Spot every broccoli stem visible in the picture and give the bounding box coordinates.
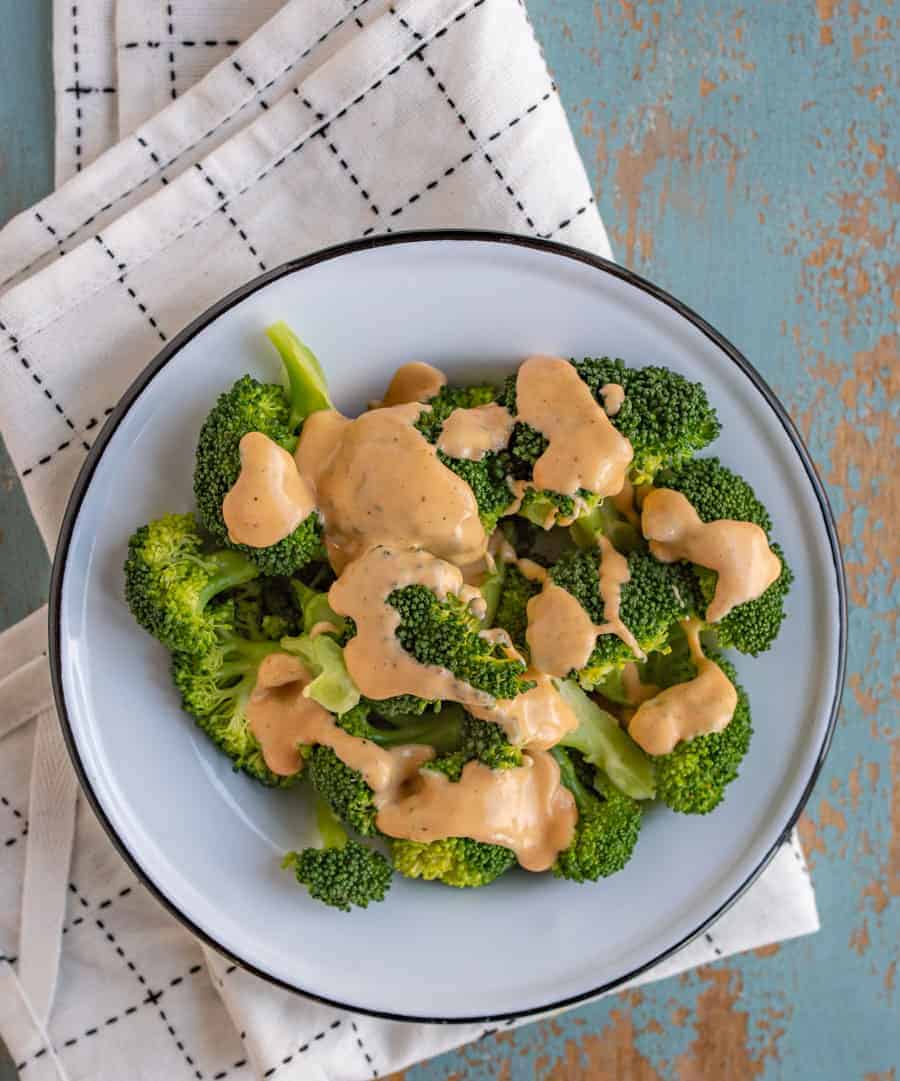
[265,321,333,431]
[569,501,641,554]
[478,560,506,627]
[195,550,261,609]
[557,679,656,800]
[315,796,349,851]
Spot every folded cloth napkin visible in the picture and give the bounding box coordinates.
[0,2,819,1079]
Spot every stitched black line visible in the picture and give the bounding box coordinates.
[704,931,723,957]
[232,57,267,112]
[0,0,376,288]
[3,825,28,848]
[68,878,205,1080]
[0,954,18,965]
[296,97,381,219]
[260,1019,342,1079]
[15,959,208,1070]
[350,1020,378,1079]
[194,163,267,271]
[1,795,25,821]
[64,84,116,95]
[94,235,168,342]
[401,11,543,233]
[122,39,240,49]
[62,884,132,932]
[72,4,82,171]
[382,86,554,221]
[0,317,88,445]
[3,0,484,320]
[21,406,113,476]
[540,200,593,238]
[168,3,177,100]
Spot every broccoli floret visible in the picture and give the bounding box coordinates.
[124,512,259,654]
[391,836,516,888]
[307,706,467,835]
[552,746,642,882]
[654,654,753,814]
[658,456,771,532]
[573,357,720,483]
[170,609,289,786]
[657,458,793,654]
[437,450,517,533]
[388,584,534,701]
[193,323,330,576]
[493,564,540,649]
[231,577,303,642]
[427,714,523,775]
[283,798,392,911]
[413,383,499,443]
[549,548,688,686]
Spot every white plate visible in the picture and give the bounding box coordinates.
[50,232,845,1022]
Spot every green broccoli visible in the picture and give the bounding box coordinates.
[193,323,331,576]
[548,547,689,686]
[572,357,720,483]
[170,606,289,786]
[437,449,518,534]
[413,383,499,443]
[555,679,656,800]
[283,798,392,911]
[552,746,643,882]
[500,359,719,489]
[657,457,793,654]
[230,577,303,642]
[423,713,524,780]
[493,563,540,650]
[387,584,534,701]
[653,652,752,814]
[124,512,259,654]
[307,706,467,835]
[391,836,516,888]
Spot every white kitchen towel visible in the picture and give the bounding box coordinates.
[0,1,819,1079]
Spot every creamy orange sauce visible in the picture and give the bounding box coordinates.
[470,671,579,750]
[298,403,486,572]
[515,356,633,497]
[328,546,495,708]
[525,536,643,676]
[620,662,659,705]
[628,621,738,756]
[379,362,447,407]
[611,476,641,529]
[526,582,599,676]
[376,751,577,872]
[247,652,434,784]
[641,488,782,622]
[437,403,515,461]
[599,382,625,417]
[222,432,315,547]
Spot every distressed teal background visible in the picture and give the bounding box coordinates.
[0,2,896,1079]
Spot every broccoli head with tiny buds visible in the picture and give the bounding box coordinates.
[656,457,793,654]
[391,836,516,888]
[193,324,330,576]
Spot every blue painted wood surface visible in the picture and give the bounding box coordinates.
[0,2,895,1079]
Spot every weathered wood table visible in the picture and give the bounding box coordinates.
[1,2,895,1078]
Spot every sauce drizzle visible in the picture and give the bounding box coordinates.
[627,621,738,755]
[515,356,633,497]
[223,432,315,548]
[380,362,447,407]
[641,488,782,621]
[437,403,515,461]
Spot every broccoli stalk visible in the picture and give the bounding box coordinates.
[283,797,392,911]
[193,322,331,576]
[552,746,643,882]
[492,563,540,650]
[556,680,656,800]
[124,512,259,654]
